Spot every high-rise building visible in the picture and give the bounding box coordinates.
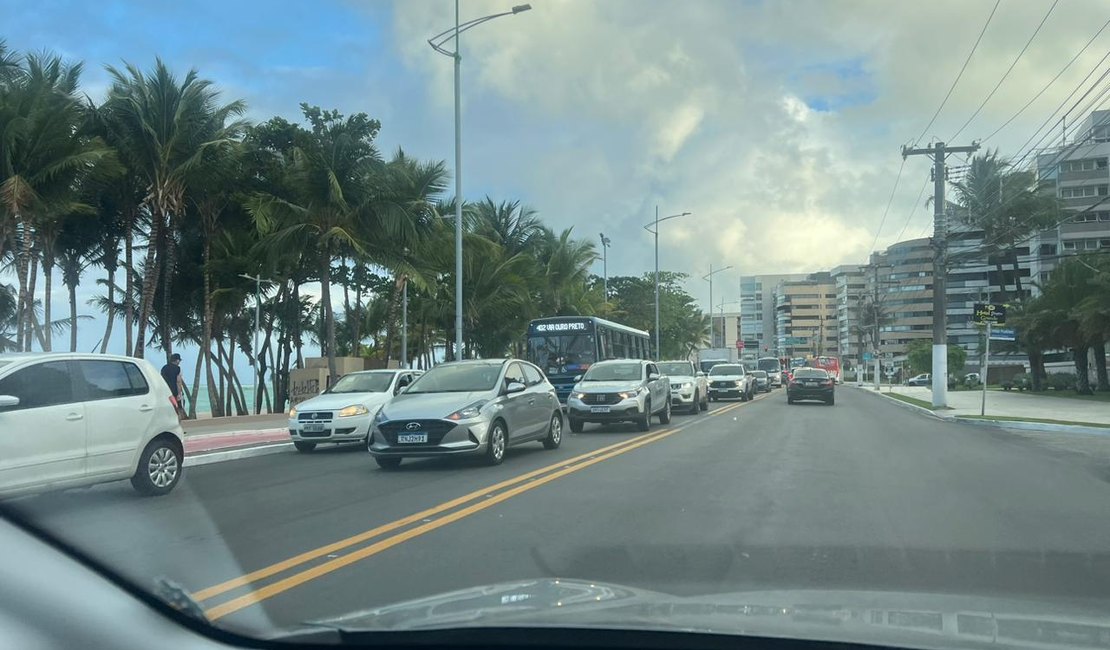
[773,272,838,358]
[831,265,866,368]
[739,273,807,355]
[869,238,934,358]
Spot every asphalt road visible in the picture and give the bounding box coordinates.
[10,387,1110,635]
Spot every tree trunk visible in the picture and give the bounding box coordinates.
[133,208,165,359]
[1011,258,1024,300]
[320,248,338,385]
[382,277,403,365]
[220,341,247,416]
[68,278,78,352]
[201,236,223,417]
[353,282,362,358]
[292,282,304,370]
[42,249,53,352]
[25,253,39,351]
[187,346,203,419]
[1074,345,1093,395]
[993,261,1007,303]
[14,218,32,351]
[1094,340,1109,392]
[100,261,116,353]
[1029,349,1046,391]
[160,219,178,357]
[124,213,135,356]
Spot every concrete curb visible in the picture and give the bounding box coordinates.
[185,442,293,468]
[952,417,1110,436]
[848,386,949,421]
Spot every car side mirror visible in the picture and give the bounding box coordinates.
[0,395,18,409]
[505,381,526,395]
[573,374,583,382]
[696,371,705,378]
[648,372,661,381]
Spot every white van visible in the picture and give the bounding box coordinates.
[0,353,185,498]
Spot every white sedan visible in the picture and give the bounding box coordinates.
[288,369,421,452]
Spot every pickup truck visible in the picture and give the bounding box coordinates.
[566,359,671,432]
[706,363,757,402]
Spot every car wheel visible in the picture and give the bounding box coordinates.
[568,417,584,433]
[827,395,835,406]
[293,441,316,453]
[130,436,183,496]
[485,420,507,465]
[542,412,563,449]
[787,397,795,405]
[740,389,749,402]
[636,401,651,431]
[700,393,709,411]
[658,398,672,424]
[375,457,402,470]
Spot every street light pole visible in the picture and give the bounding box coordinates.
[703,264,733,348]
[643,206,691,358]
[599,233,611,299]
[429,2,532,362]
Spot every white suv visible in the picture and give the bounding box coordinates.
[0,353,185,498]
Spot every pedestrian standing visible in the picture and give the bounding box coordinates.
[161,353,186,420]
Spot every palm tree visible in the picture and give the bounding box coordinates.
[0,51,113,351]
[470,198,544,256]
[248,105,382,384]
[97,58,246,358]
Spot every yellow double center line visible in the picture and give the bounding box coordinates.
[197,399,751,620]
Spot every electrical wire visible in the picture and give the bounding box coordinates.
[949,0,1060,142]
[914,0,1002,145]
[871,157,907,253]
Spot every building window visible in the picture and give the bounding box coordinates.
[1063,241,1077,250]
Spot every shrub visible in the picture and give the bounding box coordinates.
[1010,372,1031,391]
[1047,373,1078,391]
[1000,380,1014,391]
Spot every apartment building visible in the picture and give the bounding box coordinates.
[773,272,839,358]
[739,273,806,355]
[831,265,866,368]
[869,239,934,358]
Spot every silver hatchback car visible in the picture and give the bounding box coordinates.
[367,359,563,469]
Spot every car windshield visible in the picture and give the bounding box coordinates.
[8,2,1110,647]
[327,372,394,394]
[405,364,502,394]
[582,363,642,382]
[709,365,743,376]
[656,362,694,376]
[793,368,829,379]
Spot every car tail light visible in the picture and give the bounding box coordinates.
[823,380,834,387]
[789,381,801,388]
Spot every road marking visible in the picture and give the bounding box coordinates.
[197,397,760,618]
[191,427,673,602]
[202,425,684,620]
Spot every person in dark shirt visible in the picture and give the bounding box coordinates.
[161,354,185,419]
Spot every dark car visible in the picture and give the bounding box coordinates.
[787,367,835,405]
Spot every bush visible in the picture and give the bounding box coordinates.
[1000,380,1014,391]
[1047,373,1078,391]
[1010,372,1031,391]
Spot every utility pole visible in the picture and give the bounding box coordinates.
[599,233,611,299]
[903,140,979,408]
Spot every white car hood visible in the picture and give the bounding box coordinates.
[574,380,644,393]
[296,392,392,412]
[709,375,745,381]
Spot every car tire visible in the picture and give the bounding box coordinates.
[690,391,700,413]
[375,457,402,470]
[542,412,563,450]
[740,389,749,402]
[700,392,708,411]
[636,402,651,432]
[827,395,835,406]
[568,417,584,433]
[658,398,671,424]
[293,441,317,453]
[130,436,183,496]
[787,397,795,405]
[485,420,507,466]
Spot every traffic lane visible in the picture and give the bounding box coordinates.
[5,401,741,608]
[231,387,1110,630]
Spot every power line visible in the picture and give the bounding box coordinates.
[914,0,1002,145]
[896,173,931,242]
[871,157,907,253]
[950,0,1060,142]
[983,17,1110,143]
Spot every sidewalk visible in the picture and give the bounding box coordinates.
[861,383,1110,428]
[180,413,292,465]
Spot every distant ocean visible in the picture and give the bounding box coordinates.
[183,385,269,418]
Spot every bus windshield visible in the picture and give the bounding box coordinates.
[757,358,781,373]
[527,332,596,376]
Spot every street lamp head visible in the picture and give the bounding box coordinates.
[512,4,532,13]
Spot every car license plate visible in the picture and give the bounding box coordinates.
[302,422,326,433]
[590,406,611,414]
[397,433,428,444]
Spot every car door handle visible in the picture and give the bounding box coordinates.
[139,404,154,412]
[65,413,83,421]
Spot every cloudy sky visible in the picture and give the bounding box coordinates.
[5,0,1109,354]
